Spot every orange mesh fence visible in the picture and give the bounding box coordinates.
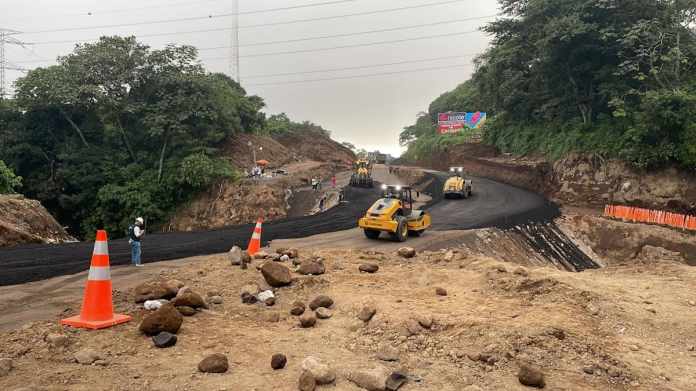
[604,205,696,231]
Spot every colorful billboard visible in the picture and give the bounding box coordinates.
[437,112,487,134]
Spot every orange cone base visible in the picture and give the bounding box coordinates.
[61,313,132,330]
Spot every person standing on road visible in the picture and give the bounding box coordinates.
[128,217,145,267]
[311,177,318,191]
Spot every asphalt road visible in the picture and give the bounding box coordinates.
[0,167,562,286]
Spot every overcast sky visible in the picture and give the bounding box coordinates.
[2,0,499,156]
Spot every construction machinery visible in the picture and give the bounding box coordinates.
[443,167,473,199]
[349,159,374,187]
[358,185,431,241]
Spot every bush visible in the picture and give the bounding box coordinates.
[0,160,22,194]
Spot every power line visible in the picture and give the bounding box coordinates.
[21,0,471,35]
[1,29,31,98]
[29,14,494,47]
[245,63,473,87]
[243,54,476,79]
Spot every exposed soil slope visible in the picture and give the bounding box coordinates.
[0,194,75,247]
[272,129,355,165]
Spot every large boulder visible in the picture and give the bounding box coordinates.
[171,289,207,309]
[133,279,183,303]
[139,303,184,335]
[261,262,292,287]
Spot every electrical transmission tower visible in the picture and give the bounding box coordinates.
[0,28,30,99]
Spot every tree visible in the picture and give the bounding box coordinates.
[0,160,22,193]
[340,141,356,151]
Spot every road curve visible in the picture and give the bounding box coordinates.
[0,166,558,286]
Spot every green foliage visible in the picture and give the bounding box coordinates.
[0,36,267,238]
[400,0,696,169]
[0,160,22,194]
[264,112,331,137]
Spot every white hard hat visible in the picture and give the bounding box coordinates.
[136,217,144,224]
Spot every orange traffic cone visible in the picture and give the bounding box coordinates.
[61,230,132,330]
[247,218,263,256]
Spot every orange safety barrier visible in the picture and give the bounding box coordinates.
[603,204,696,231]
[247,218,263,256]
[61,230,132,329]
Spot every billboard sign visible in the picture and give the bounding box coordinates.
[437,112,486,134]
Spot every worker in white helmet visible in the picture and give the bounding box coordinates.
[128,217,145,267]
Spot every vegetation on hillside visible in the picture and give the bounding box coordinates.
[264,112,332,137]
[0,36,267,238]
[401,0,696,169]
[0,160,22,194]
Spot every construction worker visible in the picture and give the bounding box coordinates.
[311,177,318,191]
[128,217,145,267]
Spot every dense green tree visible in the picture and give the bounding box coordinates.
[0,160,22,194]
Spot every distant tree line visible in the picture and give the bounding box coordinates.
[401,0,696,170]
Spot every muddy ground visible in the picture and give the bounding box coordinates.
[1,244,695,391]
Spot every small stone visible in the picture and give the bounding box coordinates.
[359,263,379,273]
[377,345,400,362]
[261,262,293,287]
[435,287,448,296]
[405,319,423,336]
[265,297,276,306]
[171,290,207,309]
[271,353,287,370]
[209,295,223,304]
[301,356,335,384]
[152,331,177,348]
[348,366,391,390]
[518,364,545,388]
[514,267,529,277]
[629,344,640,351]
[688,300,696,307]
[139,303,183,335]
[74,349,102,365]
[397,247,416,258]
[582,365,595,375]
[291,301,306,316]
[46,333,69,348]
[299,371,317,391]
[241,292,258,304]
[415,315,433,329]
[358,304,377,322]
[198,353,229,373]
[280,254,290,262]
[298,261,326,276]
[228,246,243,265]
[299,311,317,328]
[254,251,269,259]
[0,358,13,377]
[443,250,455,262]
[309,295,333,310]
[316,307,332,319]
[176,306,196,316]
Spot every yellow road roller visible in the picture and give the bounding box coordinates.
[443,167,473,199]
[358,185,431,241]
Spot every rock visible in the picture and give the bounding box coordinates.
[358,305,377,322]
[198,353,229,373]
[258,290,275,303]
[299,311,317,328]
[316,307,332,319]
[359,263,379,273]
[405,319,423,336]
[376,345,400,362]
[518,364,545,388]
[133,280,181,303]
[228,245,243,265]
[514,267,529,277]
[46,333,69,348]
[0,358,13,377]
[301,356,335,384]
[280,254,290,262]
[74,349,102,365]
[171,290,207,309]
[309,295,333,310]
[286,248,299,258]
[291,301,306,316]
[386,371,408,391]
[144,299,164,310]
[261,262,292,287]
[139,303,184,335]
[347,366,391,391]
[240,283,260,297]
[209,295,223,304]
[254,251,269,259]
[265,297,276,306]
[629,344,640,351]
[298,371,317,391]
[263,312,281,323]
[298,260,326,275]
[271,353,287,370]
[495,265,508,273]
[177,306,196,316]
[241,251,251,267]
[415,315,433,329]
[435,287,448,296]
[397,247,416,258]
[688,300,696,307]
[241,292,258,304]
[152,331,177,348]
[443,250,455,262]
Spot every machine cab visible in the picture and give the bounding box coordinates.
[380,184,418,216]
[449,167,464,177]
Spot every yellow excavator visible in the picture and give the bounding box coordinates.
[358,185,431,241]
[443,167,473,199]
[350,159,373,188]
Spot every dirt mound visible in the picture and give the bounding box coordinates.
[272,129,354,165]
[223,133,294,170]
[0,195,75,247]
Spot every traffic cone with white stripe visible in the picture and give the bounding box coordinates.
[61,230,132,330]
[247,218,263,256]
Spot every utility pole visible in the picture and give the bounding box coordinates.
[0,28,29,99]
[230,0,240,84]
